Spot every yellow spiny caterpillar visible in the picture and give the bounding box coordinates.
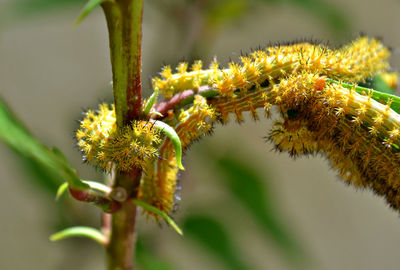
[198,70,400,210]
[209,87,271,123]
[143,38,399,214]
[76,103,162,172]
[76,37,400,216]
[153,37,389,99]
[139,95,216,214]
[265,72,400,209]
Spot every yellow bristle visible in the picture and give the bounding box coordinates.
[177,62,188,74]
[161,65,172,79]
[191,60,203,72]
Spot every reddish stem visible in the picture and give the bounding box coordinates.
[69,187,121,213]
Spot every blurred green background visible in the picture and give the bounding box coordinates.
[1,0,400,269]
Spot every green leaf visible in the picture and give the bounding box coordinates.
[133,199,183,235]
[359,75,397,95]
[56,182,69,201]
[51,147,71,166]
[82,179,111,193]
[10,0,85,17]
[143,87,159,117]
[14,152,64,195]
[74,0,110,25]
[136,237,175,270]
[213,153,305,264]
[153,121,184,170]
[50,226,107,245]
[0,97,88,190]
[372,75,397,95]
[183,214,250,270]
[11,153,89,230]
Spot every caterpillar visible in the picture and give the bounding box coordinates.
[153,37,389,99]
[77,37,400,216]
[216,72,400,210]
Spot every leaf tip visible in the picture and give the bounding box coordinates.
[55,182,69,201]
[178,162,185,171]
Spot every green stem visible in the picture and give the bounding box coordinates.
[102,0,143,127]
[102,0,144,269]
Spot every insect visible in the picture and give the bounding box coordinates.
[78,37,400,214]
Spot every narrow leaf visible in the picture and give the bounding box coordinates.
[327,79,400,113]
[183,214,250,270]
[0,97,89,190]
[15,153,63,194]
[10,0,84,18]
[56,182,69,201]
[50,226,107,245]
[372,75,397,95]
[359,76,397,95]
[144,87,159,117]
[153,121,184,170]
[83,180,111,193]
[74,0,109,25]
[133,199,183,235]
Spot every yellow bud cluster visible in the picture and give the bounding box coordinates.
[76,104,161,172]
[153,37,389,98]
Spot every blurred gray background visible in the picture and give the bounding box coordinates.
[1,0,400,269]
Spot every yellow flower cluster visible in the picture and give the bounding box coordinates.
[76,104,161,172]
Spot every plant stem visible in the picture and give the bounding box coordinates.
[153,86,218,119]
[107,169,142,270]
[102,0,143,127]
[102,0,144,269]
